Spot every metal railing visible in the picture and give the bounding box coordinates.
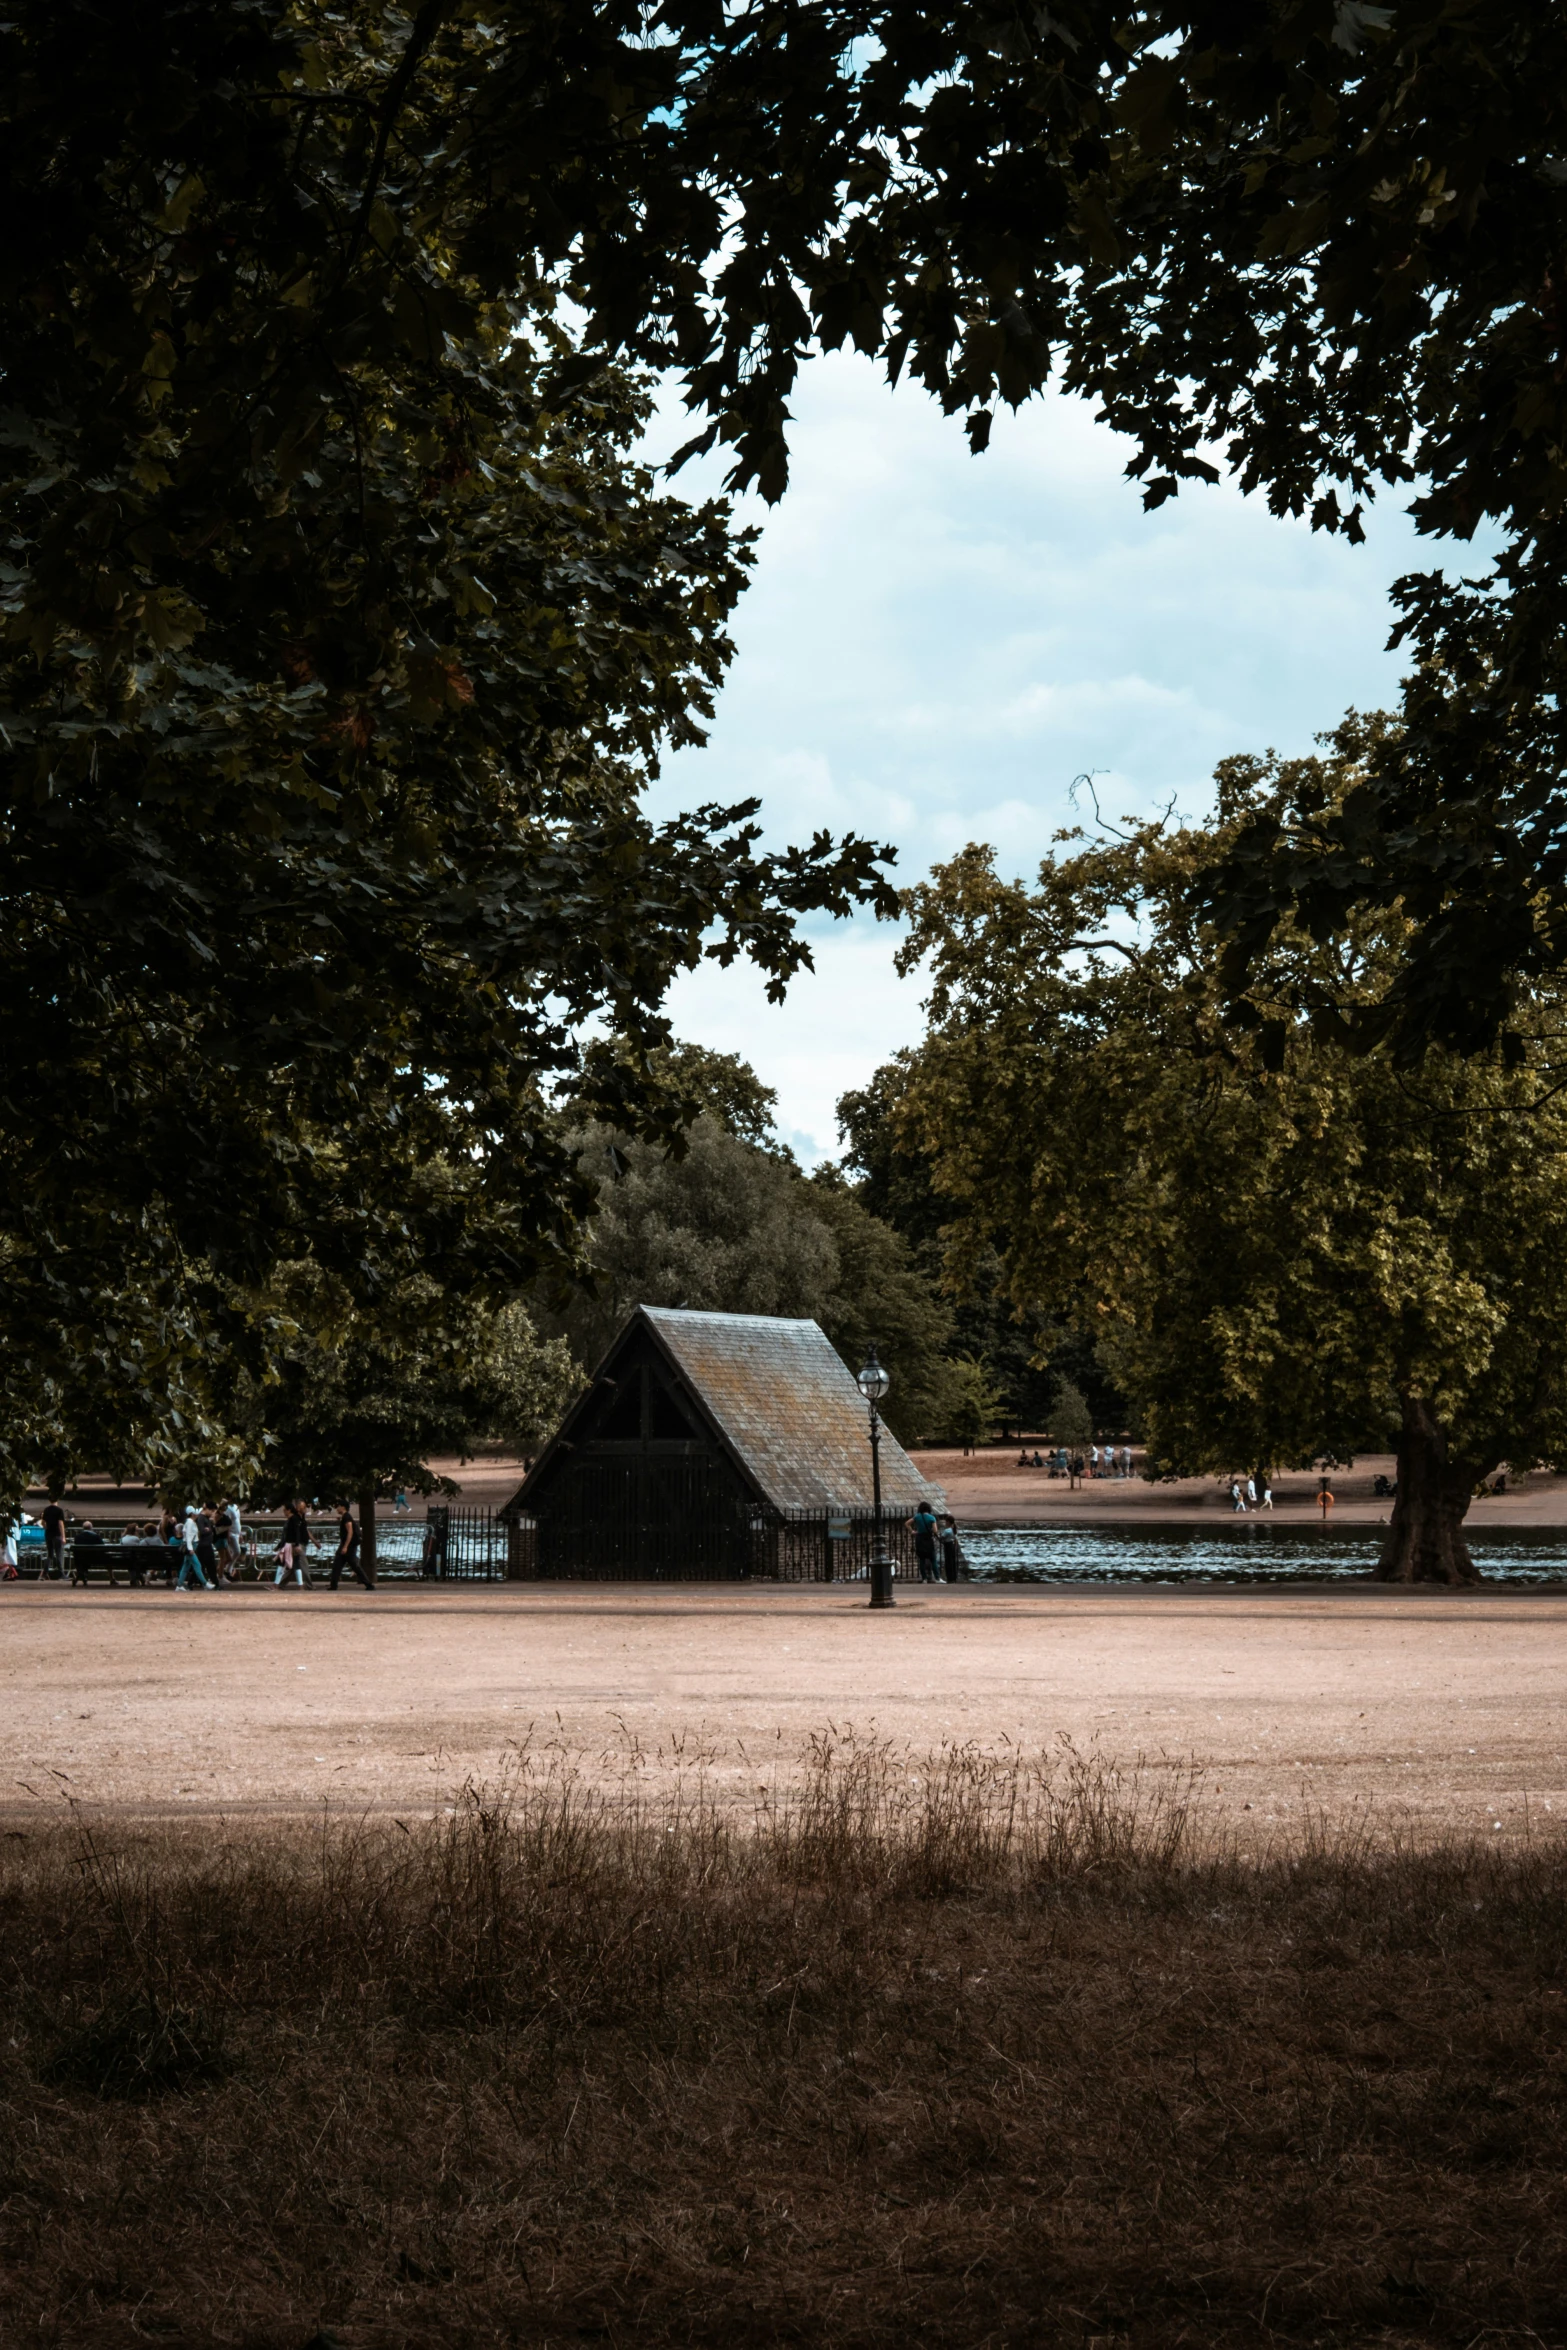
[505,1503,933,1584]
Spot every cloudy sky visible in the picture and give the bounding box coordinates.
[640,351,1441,1165]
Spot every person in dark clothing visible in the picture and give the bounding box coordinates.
[907,1501,940,1582]
[40,1500,67,1580]
[196,1506,219,1589]
[329,1507,374,1591]
[277,1502,313,1588]
[938,1515,965,1583]
[69,1518,108,1587]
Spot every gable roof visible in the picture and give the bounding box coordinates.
[508,1307,943,1518]
[643,1308,942,1514]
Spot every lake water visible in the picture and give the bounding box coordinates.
[959,1523,1567,1586]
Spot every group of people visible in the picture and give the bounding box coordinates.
[2,1499,375,1590]
[908,1503,967,1583]
[1016,1442,1137,1485]
[1229,1475,1275,1513]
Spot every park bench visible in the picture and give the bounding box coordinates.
[66,1542,178,1588]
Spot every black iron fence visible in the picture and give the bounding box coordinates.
[503,1504,932,1584]
[423,1505,512,1579]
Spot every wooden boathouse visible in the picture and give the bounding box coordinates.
[504,1306,943,1581]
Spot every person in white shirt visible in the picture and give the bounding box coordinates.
[175,1506,212,1591]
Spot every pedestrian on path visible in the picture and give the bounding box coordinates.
[907,1501,940,1582]
[41,1500,66,1579]
[276,1501,313,1587]
[175,1506,212,1591]
[938,1515,965,1584]
[329,1506,374,1591]
[215,1497,243,1584]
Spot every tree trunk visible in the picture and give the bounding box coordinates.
[1373,1393,1481,1585]
[359,1483,378,1586]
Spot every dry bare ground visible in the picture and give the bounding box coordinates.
[2,1737,1564,2349]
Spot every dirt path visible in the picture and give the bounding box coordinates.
[4,1581,1565,1844]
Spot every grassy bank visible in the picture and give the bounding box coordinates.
[1,1741,1563,2348]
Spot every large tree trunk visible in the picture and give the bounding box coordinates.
[1373,1393,1481,1585]
[359,1483,378,1586]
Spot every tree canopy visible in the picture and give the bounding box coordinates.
[0,0,895,1495]
[11,0,1562,1490]
[899,723,1567,1582]
[536,1051,970,1444]
[382,0,1565,1056]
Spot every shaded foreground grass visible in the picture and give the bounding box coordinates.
[2,1738,1565,2349]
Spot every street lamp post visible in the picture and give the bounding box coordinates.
[857,1349,895,1609]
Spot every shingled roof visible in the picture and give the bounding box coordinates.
[641,1307,941,1514]
[508,1306,943,1519]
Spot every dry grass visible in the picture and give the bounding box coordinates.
[2,1735,1565,2349]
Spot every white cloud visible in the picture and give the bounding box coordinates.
[637,349,1477,1156]
[661,924,918,1168]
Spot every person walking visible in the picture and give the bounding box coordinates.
[938,1515,965,1584]
[175,1505,212,1591]
[1245,1475,1257,1510]
[215,1496,243,1584]
[907,1500,940,1583]
[195,1504,220,1590]
[328,1505,374,1591]
[276,1500,313,1587]
[1,1517,18,1580]
[1259,1475,1274,1511]
[1230,1479,1247,1513]
[40,1499,67,1580]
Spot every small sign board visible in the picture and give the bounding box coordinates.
[827,1516,852,1542]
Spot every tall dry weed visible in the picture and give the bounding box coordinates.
[1,1738,1564,2347]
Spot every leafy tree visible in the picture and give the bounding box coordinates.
[213,1267,577,1575]
[946,1356,1007,1455]
[542,1117,838,1372]
[400,0,1566,1056]
[538,1065,966,1442]
[899,726,1567,1583]
[1049,1380,1095,1456]
[837,1061,1123,1435]
[804,1169,966,1444]
[0,1,894,1494]
[645,1043,785,1152]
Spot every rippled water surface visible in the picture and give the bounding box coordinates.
[959,1524,1567,1585]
